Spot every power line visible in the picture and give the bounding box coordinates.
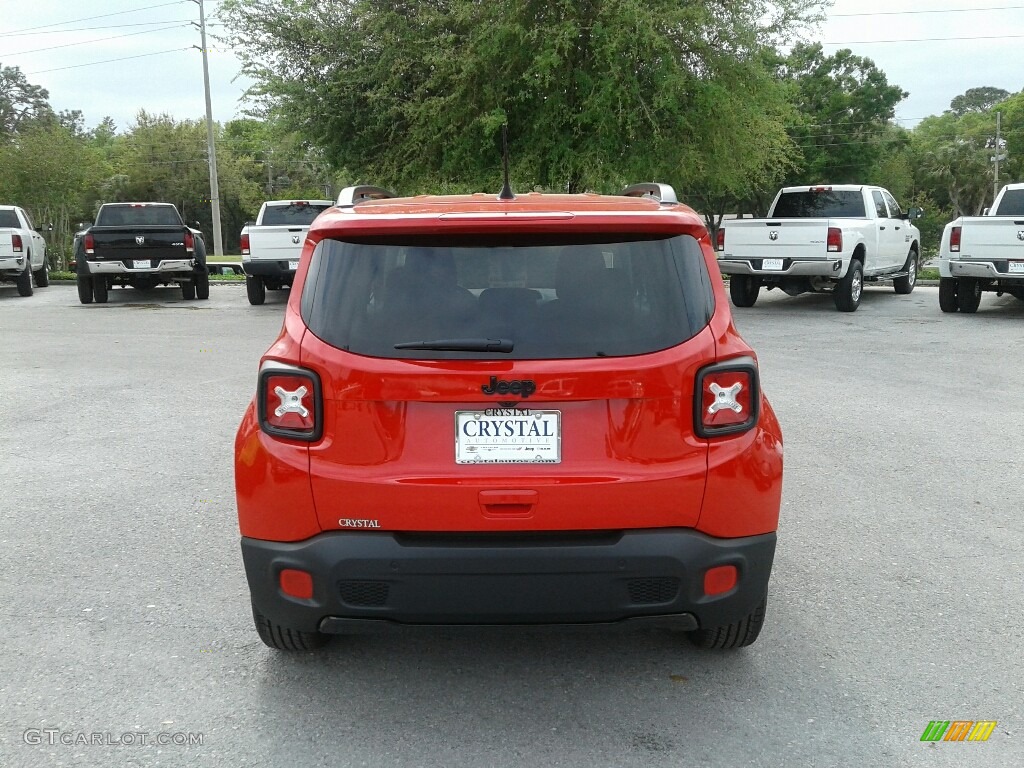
[825,33,1024,43]
[26,48,191,75]
[3,1,186,35]
[8,24,192,57]
[0,20,194,38]
[831,5,1024,16]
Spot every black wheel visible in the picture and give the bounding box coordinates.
[16,261,34,296]
[33,256,49,287]
[729,276,760,308]
[834,258,863,312]
[688,593,767,650]
[181,279,196,300]
[956,277,982,314]
[76,273,93,304]
[246,275,266,305]
[93,276,108,303]
[938,277,958,312]
[252,602,328,651]
[194,270,210,300]
[893,249,917,294]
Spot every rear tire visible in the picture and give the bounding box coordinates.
[194,270,210,300]
[181,280,196,300]
[834,258,863,312]
[246,275,266,305]
[252,602,328,651]
[33,257,49,287]
[16,261,34,296]
[77,273,93,304]
[893,249,917,294]
[93,277,108,304]
[729,276,760,308]
[938,277,958,312]
[688,593,767,650]
[956,277,982,314]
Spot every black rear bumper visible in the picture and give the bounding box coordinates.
[241,529,776,633]
[242,260,295,280]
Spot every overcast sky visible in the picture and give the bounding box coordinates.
[2,0,1021,134]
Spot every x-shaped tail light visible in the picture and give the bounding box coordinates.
[274,385,309,419]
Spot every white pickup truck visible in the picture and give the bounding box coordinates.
[937,182,1024,313]
[240,199,333,305]
[716,185,923,312]
[0,205,49,297]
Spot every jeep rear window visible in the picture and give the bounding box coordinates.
[994,189,1024,216]
[260,203,333,226]
[771,191,866,218]
[96,205,183,227]
[302,234,714,360]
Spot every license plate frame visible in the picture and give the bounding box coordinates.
[761,258,784,271]
[288,260,300,271]
[1008,261,1024,274]
[455,409,561,464]
[132,259,151,269]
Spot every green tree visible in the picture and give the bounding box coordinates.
[219,0,822,196]
[108,111,264,252]
[780,43,907,184]
[948,87,1010,117]
[0,124,108,267]
[0,64,54,139]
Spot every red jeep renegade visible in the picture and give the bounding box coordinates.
[234,182,783,651]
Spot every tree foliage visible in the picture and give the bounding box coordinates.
[780,43,908,184]
[948,87,1010,117]
[219,0,822,195]
[0,64,55,139]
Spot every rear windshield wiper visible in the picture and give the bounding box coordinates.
[394,338,514,352]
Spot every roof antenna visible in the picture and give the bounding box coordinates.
[497,124,515,201]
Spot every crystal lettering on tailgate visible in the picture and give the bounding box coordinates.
[338,518,381,529]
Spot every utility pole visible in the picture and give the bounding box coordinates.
[993,110,1002,205]
[192,0,223,256]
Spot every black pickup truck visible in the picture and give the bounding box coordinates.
[74,203,209,304]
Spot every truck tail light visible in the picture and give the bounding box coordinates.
[827,227,842,253]
[84,234,95,254]
[240,232,250,255]
[950,226,961,253]
[258,363,322,441]
[184,230,195,254]
[11,234,23,252]
[715,227,725,252]
[694,358,760,438]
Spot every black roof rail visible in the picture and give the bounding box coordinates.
[620,183,678,205]
[336,185,397,208]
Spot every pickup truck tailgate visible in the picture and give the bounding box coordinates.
[723,219,832,260]
[959,218,1024,257]
[247,226,308,260]
[90,226,189,264]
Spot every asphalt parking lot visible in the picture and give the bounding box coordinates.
[1,282,1021,767]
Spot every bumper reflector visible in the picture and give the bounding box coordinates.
[704,565,738,596]
[279,569,314,600]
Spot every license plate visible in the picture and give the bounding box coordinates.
[1009,261,1024,274]
[761,258,784,271]
[132,260,151,269]
[288,260,299,271]
[455,410,561,464]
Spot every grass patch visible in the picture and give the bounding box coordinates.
[919,267,939,280]
[207,254,243,262]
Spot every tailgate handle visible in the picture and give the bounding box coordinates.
[479,490,538,518]
[288,228,303,232]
